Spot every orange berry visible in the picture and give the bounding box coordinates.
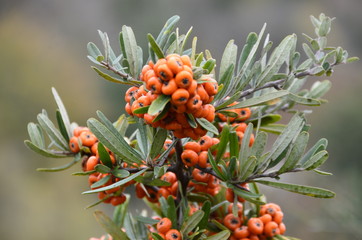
[171,88,190,106]
[110,194,126,206]
[227,203,244,216]
[180,55,192,67]
[79,131,97,147]
[234,226,250,239]
[165,229,181,240]
[161,172,177,184]
[192,168,209,183]
[167,56,184,74]
[273,211,284,224]
[225,188,235,202]
[135,183,146,198]
[264,221,280,237]
[158,187,171,199]
[197,151,208,168]
[236,108,251,121]
[147,77,163,94]
[223,213,242,231]
[163,139,176,155]
[143,69,156,83]
[259,214,272,225]
[125,86,139,103]
[186,94,202,113]
[125,102,133,115]
[198,135,213,151]
[247,218,264,235]
[196,85,209,103]
[181,149,199,167]
[184,141,201,153]
[157,218,172,234]
[203,78,218,96]
[156,64,174,81]
[279,222,286,234]
[73,126,89,137]
[162,79,178,95]
[175,71,193,88]
[69,136,80,153]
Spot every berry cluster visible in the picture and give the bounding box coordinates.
[68,126,127,206]
[223,203,286,240]
[149,217,182,240]
[125,54,218,140]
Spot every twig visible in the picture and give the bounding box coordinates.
[100,61,140,83]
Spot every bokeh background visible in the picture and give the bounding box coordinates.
[1,0,361,239]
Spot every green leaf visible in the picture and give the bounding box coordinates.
[313,169,333,176]
[91,174,111,189]
[87,118,143,164]
[228,184,265,205]
[52,88,72,139]
[278,131,309,173]
[288,92,321,106]
[136,121,148,158]
[214,125,230,163]
[94,210,130,240]
[97,142,113,168]
[82,168,148,194]
[198,201,211,229]
[37,113,68,150]
[150,128,168,159]
[181,210,204,236]
[196,118,219,135]
[239,155,257,181]
[308,80,331,99]
[208,151,227,181]
[56,110,69,143]
[27,122,45,149]
[204,230,230,240]
[87,42,103,59]
[250,131,268,159]
[113,195,130,227]
[259,124,286,135]
[186,113,198,129]
[215,64,235,101]
[148,95,171,116]
[223,90,289,109]
[238,32,258,73]
[249,114,282,126]
[302,150,329,170]
[257,34,297,87]
[94,164,111,174]
[302,43,317,62]
[148,33,165,59]
[267,113,304,162]
[36,154,81,171]
[298,138,328,167]
[346,56,359,63]
[255,180,335,198]
[238,123,254,175]
[122,25,139,78]
[229,132,239,159]
[219,40,237,80]
[167,195,178,229]
[92,66,141,85]
[155,15,180,48]
[112,168,130,178]
[202,58,216,74]
[151,233,165,240]
[135,216,159,225]
[132,106,149,114]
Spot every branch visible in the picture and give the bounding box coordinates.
[245,168,304,182]
[100,61,140,83]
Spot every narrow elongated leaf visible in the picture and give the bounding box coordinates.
[205,230,230,240]
[219,40,237,80]
[135,216,159,225]
[25,140,71,158]
[150,128,168,159]
[279,131,309,173]
[181,210,204,236]
[148,33,165,59]
[91,174,111,189]
[151,233,165,240]
[250,131,268,159]
[238,123,254,174]
[288,92,321,106]
[111,169,130,178]
[198,201,211,229]
[298,138,328,167]
[238,32,258,73]
[208,150,227,181]
[37,113,68,150]
[229,131,239,159]
[214,125,230,162]
[52,88,72,139]
[36,155,81,171]
[155,15,180,48]
[303,150,329,170]
[240,155,257,181]
[148,95,171,116]
[249,114,282,127]
[92,66,141,85]
[94,211,130,240]
[97,142,113,168]
[223,90,289,110]
[136,121,148,158]
[27,122,45,149]
[82,168,148,194]
[196,118,219,135]
[308,80,331,99]
[257,35,297,87]
[215,64,235,100]
[167,196,178,229]
[56,110,69,143]
[259,124,286,134]
[267,114,304,162]
[122,25,139,78]
[228,184,265,205]
[87,118,143,164]
[256,180,335,198]
[87,42,103,59]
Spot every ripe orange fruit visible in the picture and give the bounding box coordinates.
[223,213,242,231]
[247,218,264,235]
[171,88,190,106]
[181,149,199,167]
[69,136,80,153]
[165,229,181,240]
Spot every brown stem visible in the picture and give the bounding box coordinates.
[100,61,141,85]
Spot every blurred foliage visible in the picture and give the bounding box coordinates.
[1,0,361,239]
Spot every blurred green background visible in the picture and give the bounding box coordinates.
[1,0,361,239]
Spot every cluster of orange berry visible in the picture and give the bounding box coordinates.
[68,126,127,206]
[149,217,182,240]
[125,54,218,140]
[223,203,286,240]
